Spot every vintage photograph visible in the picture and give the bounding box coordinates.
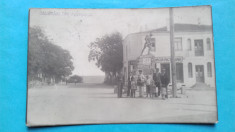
[26,6,217,126]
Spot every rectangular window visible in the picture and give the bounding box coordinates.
[207,62,212,77]
[194,39,204,56]
[206,38,211,50]
[187,39,192,51]
[174,37,182,51]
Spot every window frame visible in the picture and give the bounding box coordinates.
[194,39,204,56]
[188,62,193,78]
[187,38,192,51]
[207,62,212,77]
[206,38,211,50]
[174,37,183,51]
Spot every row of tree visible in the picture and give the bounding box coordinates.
[28,26,124,85]
[88,32,123,84]
[28,26,74,84]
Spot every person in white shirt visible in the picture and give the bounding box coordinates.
[136,70,146,98]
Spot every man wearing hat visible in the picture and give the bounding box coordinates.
[160,68,169,99]
[153,68,162,97]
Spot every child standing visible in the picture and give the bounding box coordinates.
[130,76,137,98]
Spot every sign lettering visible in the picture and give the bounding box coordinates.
[155,57,183,63]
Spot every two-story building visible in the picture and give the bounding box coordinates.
[123,23,215,88]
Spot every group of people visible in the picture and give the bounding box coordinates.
[117,68,170,100]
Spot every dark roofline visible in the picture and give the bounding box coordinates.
[123,23,212,40]
[136,23,212,34]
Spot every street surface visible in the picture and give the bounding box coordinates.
[27,83,217,126]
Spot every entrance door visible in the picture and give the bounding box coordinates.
[195,65,204,83]
[161,63,170,81]
[176,63,184,83]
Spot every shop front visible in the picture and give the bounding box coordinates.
[126,56,185,85]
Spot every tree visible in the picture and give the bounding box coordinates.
[88,32,123,84]
[28,26,74,83]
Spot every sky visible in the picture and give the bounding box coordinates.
[29,6,212,76]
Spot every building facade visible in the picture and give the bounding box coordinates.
[123,24,215,88]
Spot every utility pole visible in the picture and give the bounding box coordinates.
[169,8,177,98]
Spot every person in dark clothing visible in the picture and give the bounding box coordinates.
[153,68,161,97]
[160,69,170,99]
[145,75,151,98]
[127,72,134,97]
[117,72,124,98]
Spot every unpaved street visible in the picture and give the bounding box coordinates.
[27,83,217,126]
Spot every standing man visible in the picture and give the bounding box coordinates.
[145,75,151,98]
[160,69,170,99]
[136,70,145,98]
[117,71,124,98]
[153,68,161,97]
[127,72,133,97]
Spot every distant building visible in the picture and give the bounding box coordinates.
[123,23,215,88]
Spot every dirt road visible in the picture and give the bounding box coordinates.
[27,83,217,126]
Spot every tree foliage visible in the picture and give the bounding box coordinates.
[28,26,74,83]
[88,32,123,84]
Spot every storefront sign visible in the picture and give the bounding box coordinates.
[155,56,183,63]
[142,57,151,65]
[137,64,151,69]
[137,65,152,75]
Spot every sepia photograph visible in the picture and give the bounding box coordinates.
[26,6,217,126]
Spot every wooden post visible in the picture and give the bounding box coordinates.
[169,8,177,98]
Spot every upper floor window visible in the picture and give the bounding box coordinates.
[187,39,192,51]
[207,62,212,77]
[188,63,193,78]
[207,38,211,50]
[174,37,182,51]
[194,39,204,56]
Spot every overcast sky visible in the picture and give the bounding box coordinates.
[30,6,212,76]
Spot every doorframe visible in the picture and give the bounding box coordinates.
[195,65,205,83]
[160,63,171,83]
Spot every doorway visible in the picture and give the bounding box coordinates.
[195,65,204,83]
[176,63,184,83]
[161,63,170,81]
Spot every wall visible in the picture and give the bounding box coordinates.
[175,32,215,87]
[123,30,215,88]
